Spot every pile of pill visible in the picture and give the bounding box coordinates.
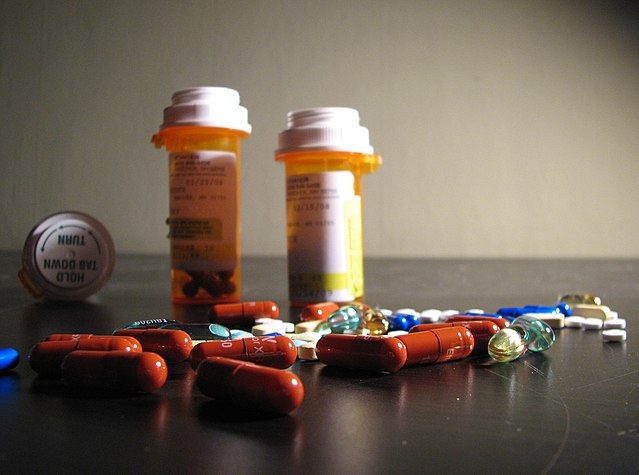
[11,293,626,415]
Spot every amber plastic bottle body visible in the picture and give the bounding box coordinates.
[154,126,249,304]
[276,150,381,306]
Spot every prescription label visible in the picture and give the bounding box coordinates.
[286,171,363,302]
[168,151,237,271]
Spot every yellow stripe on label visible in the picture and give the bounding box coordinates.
[344,196,363,298]
[289,273,349,293]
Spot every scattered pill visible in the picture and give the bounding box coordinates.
[0,348,19,372]
[230,329,254,339]
[114,329,193,362]
[565,316,585,328]
[387,330,409,337]
[289,332,322,343]
[158,322,231,342]
[582,318,604,330]
[528,312,565,329]
[602,329,627,342]
[29,336,141,377]
[441,310,460,319]
[327,306,362,334]
[571,304,613,320]
[298,342,318,360]
[419,309,442,323]
[604,319,626,330]
[559,293,602,306]
[190,335,297,370]
[409,321,499,355]
[252,322,287,336]
[299,302,339,322]
[446,314,510,329]
[361,309,390,335]
[397,327,474,366]
[208,301,279,327]
[316,334,407,373]
[195,356,304,414]
[61,351,168,393]
[295,320,324,333]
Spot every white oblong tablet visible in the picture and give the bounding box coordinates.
[582,318,603,330]
[565,316,585,328]
[604,319,626,329]
[602,329,627,342]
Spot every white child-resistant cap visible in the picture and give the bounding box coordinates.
[160,87,251,133]
[19,211,116,301]
[276,107,374,155]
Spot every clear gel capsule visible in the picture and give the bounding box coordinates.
[0,348,19,372]
[559,293,602,306]
[488,315,555,362]
[361,309,389,335]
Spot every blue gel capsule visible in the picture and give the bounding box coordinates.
[391,311,420,330]
[0,348,19,372]
[328,306,362,334]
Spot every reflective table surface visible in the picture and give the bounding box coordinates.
[1,252,639,474]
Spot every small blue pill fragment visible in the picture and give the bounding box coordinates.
[0,348,19,372]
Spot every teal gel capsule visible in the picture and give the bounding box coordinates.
[488,315,555,362]
[327,305,362,333]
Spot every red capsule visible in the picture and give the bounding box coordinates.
[44,334,142,351]
[299,302,339,322]
[396,327,474,366]
[446,315,510,329]
[190,335,297,370]
[208,301,279,327]
[61,351,168,393]
[196,356,304,414]
[114,329,193,362]
[315,334,407,373]
[409,321,500,355]
[29,336,141,377]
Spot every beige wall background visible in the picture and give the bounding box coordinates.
[2,0,638,258]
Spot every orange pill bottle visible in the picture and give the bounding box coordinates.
[275,108,382,306]
[152,87,251,304]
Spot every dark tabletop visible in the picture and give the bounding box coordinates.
[1,251,638,474]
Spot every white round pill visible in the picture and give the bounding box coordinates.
[419,309,442,323]
[602,329,627,342]
[582,318,603,330]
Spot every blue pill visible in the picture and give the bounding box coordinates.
[0,348,19,372]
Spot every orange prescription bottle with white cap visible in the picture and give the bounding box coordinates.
[152,87,251,304]
[275,107,382,306]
